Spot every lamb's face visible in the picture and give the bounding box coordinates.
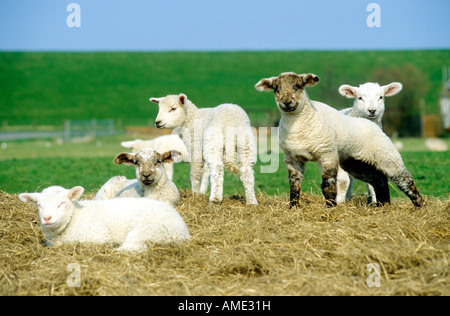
[19,186,84,231]
[150,94,187,129]
[114,148,182,187]
[255,72,320,114]
[356,83,385,120]
[133,148,164,186]
[339,82,402,121]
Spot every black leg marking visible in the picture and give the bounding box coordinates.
[289,172,302,208]
[391,170,425,207]
[321,169,338,207]
[340,158,391,206]
[370,174,390,206]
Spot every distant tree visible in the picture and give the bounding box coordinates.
[372,64,430,137]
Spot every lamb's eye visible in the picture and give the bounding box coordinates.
[169,107,177,113]
[379,96,383,100]
[293,85,301,91]
[57,201,66,208]
[358,97,363,101]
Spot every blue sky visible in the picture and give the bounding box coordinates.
[0,0,449,51]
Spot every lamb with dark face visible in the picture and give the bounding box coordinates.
[120,134,187,181]
[256,72,424,208]
[95,148,182,207]
[255,72,319,114]
[115,148,169,186]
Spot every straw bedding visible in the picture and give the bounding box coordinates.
[1,190,448,296]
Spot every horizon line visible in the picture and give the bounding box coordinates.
[0,47,449,53]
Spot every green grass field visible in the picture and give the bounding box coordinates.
[0,135,448,201]
[1,50,449,200]
[1,50,449,126]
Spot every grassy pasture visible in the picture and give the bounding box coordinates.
[1,50,449,126]
[0,135,449,199]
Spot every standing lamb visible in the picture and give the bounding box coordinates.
[255,72,424,208]
[121,134,188,180]
[150,94,258,205]
[19,185,190,252]
[337,82,403,204]
[338,82,402,128]
[95,148,181,207]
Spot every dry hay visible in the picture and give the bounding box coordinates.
[0,189,449,296]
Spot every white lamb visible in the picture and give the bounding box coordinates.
[19,185,190,252]
[95,148,181,207]
[255,72,424,208]
[150,94,258,205]
[121,134,188,180]
[339,82,402,128]
[337,82,403,204]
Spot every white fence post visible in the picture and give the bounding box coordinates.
[64,120,71,142]
[91,119,97,138]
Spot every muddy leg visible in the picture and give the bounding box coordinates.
[391,169,425,207]
[284,154,305,208]
[321,166,338,207]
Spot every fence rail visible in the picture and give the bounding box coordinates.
[0,119,119,142]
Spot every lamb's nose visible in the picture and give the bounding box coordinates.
[283,101,292,107]
[142,174,150,178]
[368,109,376,115]
[44,216,52,221]
[155,120,161,126]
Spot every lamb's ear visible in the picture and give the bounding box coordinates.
[302,73,320,87]
[338,84,358,98]
[255,77,277,92]
[383,82,403,97]
[179,94,187,106]
[68,186,84,201]
[113,153,135,165]
[18,192,40,205]
[161,150,183,163]
[149,97,161,104]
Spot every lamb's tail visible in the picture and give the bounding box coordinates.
[223,142,240,175]
[225,161,241,174]
[224,126,257,175]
